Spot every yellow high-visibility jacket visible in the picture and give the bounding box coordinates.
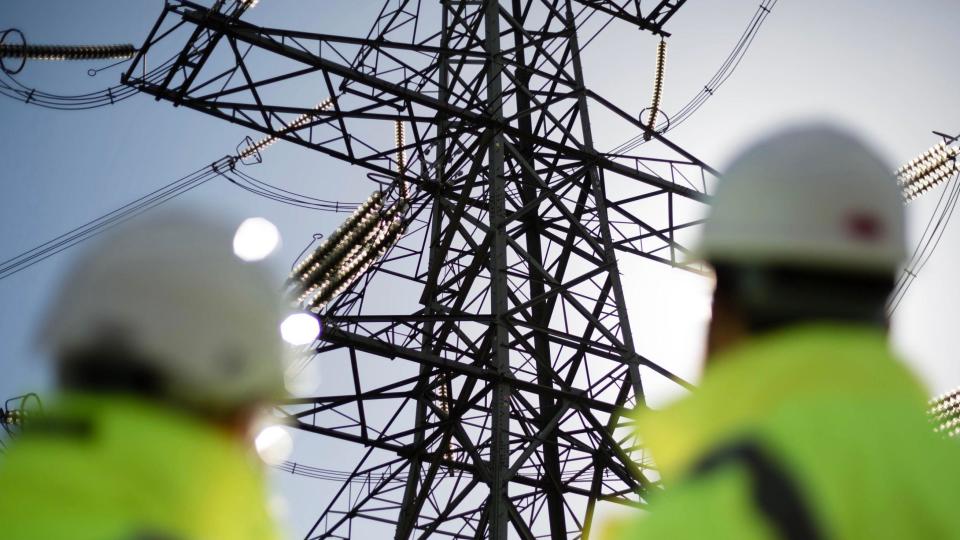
[603,325,960,539]
[0,394,279,540]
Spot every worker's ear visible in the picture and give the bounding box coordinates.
[705,285,749,366]
[205,403,264,444]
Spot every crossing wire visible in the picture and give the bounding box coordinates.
[0,161,225,282]
[0,158,359,282]
[888,170,960,314]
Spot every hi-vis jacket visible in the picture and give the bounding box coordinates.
[0,394,279,540]
[603,325,960,540]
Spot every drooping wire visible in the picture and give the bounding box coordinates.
[0,50,174,110]
[272,458,636,484]
[887,170,960,314]
[222,166,360,213]
[0,152,360,282]
[887,136,960,313]
[0,85,352,279]
[0,160,226,282]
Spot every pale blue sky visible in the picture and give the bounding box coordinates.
[2,1,959,537]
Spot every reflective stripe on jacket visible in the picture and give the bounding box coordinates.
[0,394,279,540]
[603,325,960,539]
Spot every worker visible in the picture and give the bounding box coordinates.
[603,125,960,539]
[0,211,290,540]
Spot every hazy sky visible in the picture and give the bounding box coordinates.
[2,1,959,537]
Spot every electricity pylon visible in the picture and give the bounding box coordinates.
[124,1,711,537]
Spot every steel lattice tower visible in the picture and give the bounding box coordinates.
[124,1,712,537]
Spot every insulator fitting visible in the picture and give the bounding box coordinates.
[0,43,136,61]
[1,393,42,430]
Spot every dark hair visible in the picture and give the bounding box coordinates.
[712,263,895,333]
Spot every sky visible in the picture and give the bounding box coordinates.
[1,1,959,538]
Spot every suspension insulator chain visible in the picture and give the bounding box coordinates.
[0,43,136,61]
[237,97,336,163]
[644,38,667,142]
[931,386,960,438]
[435,372,456,469]
[395,119,409,200]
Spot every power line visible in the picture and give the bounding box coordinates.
[887,134,960,314]
[273,458,646,484]
[888,171,960,314]
[0,155,365,282]
[0,159,226,282]
[221,167,360,213]
[0,52,171,110]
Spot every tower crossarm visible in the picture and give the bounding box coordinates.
[572,0,689,36]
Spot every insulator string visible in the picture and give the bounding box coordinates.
[0,43,136,62]
[643,38,667,142]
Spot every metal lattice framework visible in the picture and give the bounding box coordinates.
[123,1,713,538]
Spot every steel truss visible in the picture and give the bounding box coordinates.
[125,1,712,538]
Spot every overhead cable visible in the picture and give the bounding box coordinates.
[0,160,225,282]
[0,154,357,282]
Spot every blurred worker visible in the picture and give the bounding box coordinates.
[604,125,960,539]
[0,211,289,540]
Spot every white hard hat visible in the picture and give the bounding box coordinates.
[696,124,906,273]
[41,210,290,411]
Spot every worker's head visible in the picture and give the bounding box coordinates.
[39,210,290,432]
[697,125,906,358]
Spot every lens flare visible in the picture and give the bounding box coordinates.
[280,312,321,345]
[254,425,293,465]
[233,217,281,262]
